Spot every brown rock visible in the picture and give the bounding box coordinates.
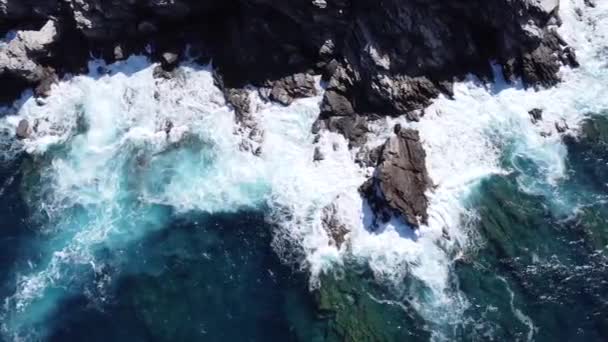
[361,127,431,227]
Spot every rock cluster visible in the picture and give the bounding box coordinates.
[0,0,573,108]
[0,19,58,101]
[0,0,577,231]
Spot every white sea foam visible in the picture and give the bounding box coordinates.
[327,0,608,336]
[0,0,607,340]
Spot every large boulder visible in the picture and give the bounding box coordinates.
[360,126,431,228]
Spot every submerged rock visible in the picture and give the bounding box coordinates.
[360,126,431,227]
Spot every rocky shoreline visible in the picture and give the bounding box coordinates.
[0,0,585,227]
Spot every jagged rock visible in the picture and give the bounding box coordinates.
[153,65,173,79]
[360,126,430,227]
[113,44,125,61]
[529,108,543,124]
[0,20,58,82]
[521,45,561,87]
[137,21,158,35]
[33,67,58,98]
[354,144,383,168]
[561,46,580,68]
[268,73,317,106]
[0,0,576,114]
[321,114,370,148]
[15,119,30,139]
[248,127,264,144]
[321,90,355,117]
[321,201,349,248]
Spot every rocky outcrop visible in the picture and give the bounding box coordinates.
[264,73,317,106]
[0,20,57,81]
[360,125,431,228]
[0,1,575,229]
[0,0,573,109]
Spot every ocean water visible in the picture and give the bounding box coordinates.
[0,0,607,341]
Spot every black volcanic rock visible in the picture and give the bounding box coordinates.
[0,0,573,109]
[361,126,430,228]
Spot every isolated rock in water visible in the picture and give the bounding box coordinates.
[321,201,349,248]
[361,126,430,227]
[529,108,543,124]
[269,73,317,106]
[160,52,179,70]
[15,119,30,139]
[556,119,569,133]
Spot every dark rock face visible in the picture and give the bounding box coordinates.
[360,126,431,228]
[0,0,573,111]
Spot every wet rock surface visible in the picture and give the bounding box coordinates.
[360,126,431,228]
[529,108,544,124]
[321,201,349,248]
[0,0,573,111]
[266,73,317,106]
[15,119,30,139]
